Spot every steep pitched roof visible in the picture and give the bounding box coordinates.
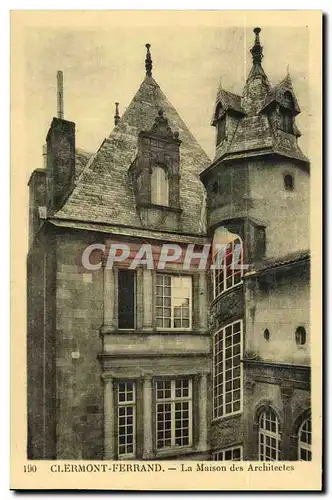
[261,73,301,115]
[211,88,244,125]
[212,74,309,164]
[53,76,210,234]
[208,29,309,166]
[75,148,93,179]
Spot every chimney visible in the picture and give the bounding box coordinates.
[46,71,76,211]
[42,144,47,169]
[57,70,64,119]
[28,168,47,247]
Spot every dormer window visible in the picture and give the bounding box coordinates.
[216,116,226,146]
[280,91,294,133]
[132,110,181,215]
[280,107,293,133]
[151,166,169,206]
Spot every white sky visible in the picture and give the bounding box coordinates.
[24,24,309,180]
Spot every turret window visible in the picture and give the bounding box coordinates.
[264,329,270,341]
[213,320,243,419]
[295,326,306,346]
[151,166,169,206]
[216,116,226,146]
[213,235,243,299]
[284,174,294,191]
[280,107,293,133]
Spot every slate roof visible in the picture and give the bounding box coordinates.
[54,76,210,235]
[261,74,301,115]
[211,88,245,124]
[211,72,309,165]
[75,148,93,179]
[245,250,310,276]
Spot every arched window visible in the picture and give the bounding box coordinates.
[212,228,243,299]
[295,326,306,346]
[151,166,169,206]
[298,416,311,461]
[258,407,281,461]
[284,174,294,191]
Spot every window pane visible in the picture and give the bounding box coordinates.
[117,381,136,457]
[118,270,136,329]
[258,408,280,461]
[156,275,192,329]
[151,166,169,206]
[155,379,192,450]
[298,416,312,461]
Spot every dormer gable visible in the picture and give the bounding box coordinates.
[259,74,301,136]
[211,87,245,151]
[130,109,182,211]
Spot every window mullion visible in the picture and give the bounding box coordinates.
[171,400,175,447]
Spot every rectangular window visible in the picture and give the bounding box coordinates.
[213,445,243,461]
[156,275,192,329]
[118,269,136,329]
[213,320,243,419]
[216,117,226,146]
[156,379,192,450]
[213,238,243,299]
[151,166,169,206]
[117,381,136,458]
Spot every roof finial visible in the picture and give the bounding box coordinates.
[286,64,290,76]
[114,102,120,125]
[250,27,263,65]
[145,43,152,77]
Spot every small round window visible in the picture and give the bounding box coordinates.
[284,174,294,191]
[264,329,270,341]
[295,326,306,345]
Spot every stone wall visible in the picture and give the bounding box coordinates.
[55,229,104,459]
[248,159,309,259]
[27,227,57,459]
[244,263,310,365]
[243,363,310,460]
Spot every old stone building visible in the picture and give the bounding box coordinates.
[27,28,311,461]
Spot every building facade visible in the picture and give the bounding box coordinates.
[27,29,311,461]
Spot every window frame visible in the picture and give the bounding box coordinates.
[216,116,226,146]
[284,173,295,191]
[212,445,243,461]
[213,319,243,420]
[295,326,306,346]
[117,269,137,331]
[155,378,193,451]
[258,407,281,461]
[298,416,312,461]
[155,273,192,331]
[151,165,169,207]
[280,107,293,133]
[213,237,243,300]
[116,381,136,459]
